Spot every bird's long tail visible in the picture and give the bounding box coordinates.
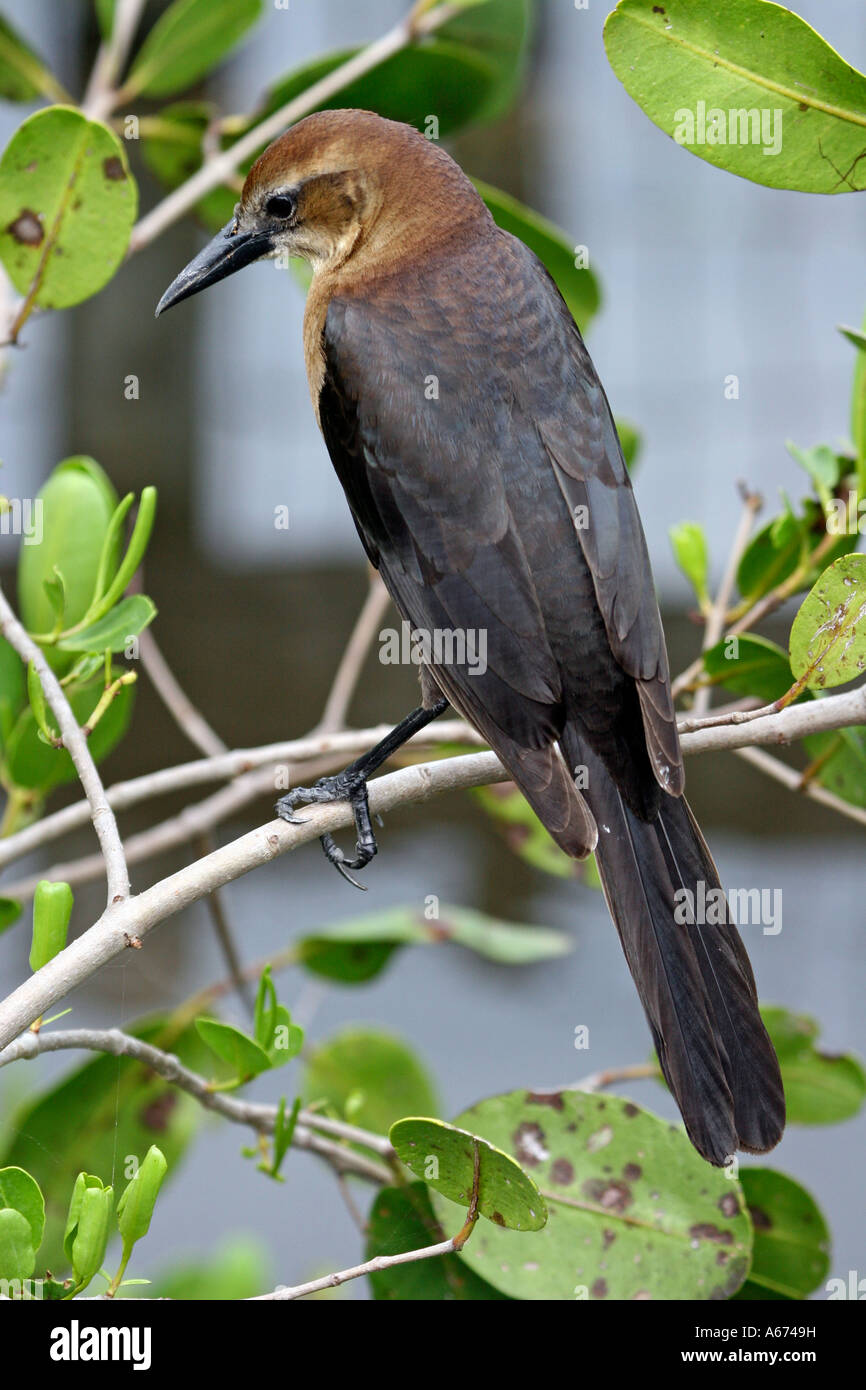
[561,731,785,1166]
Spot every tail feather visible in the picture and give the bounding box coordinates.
[562,729,785,1166]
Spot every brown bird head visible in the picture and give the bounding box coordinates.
[156,109,489,316]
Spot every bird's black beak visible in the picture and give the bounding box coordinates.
[155,220,273,317]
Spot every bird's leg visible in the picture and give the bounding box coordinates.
[276,697,449,887]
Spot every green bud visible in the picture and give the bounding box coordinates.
[64,1173,113,1290]
[29,879,73,972]
[117,1146,167,1250]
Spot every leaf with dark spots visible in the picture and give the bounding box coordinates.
[749,1205,773,1231]
[718,1192,741,1218]
[582,1179,633,1214]
[7,209,42,245]
[512,1121,548,1168]
[689,1222,733,1245]
[140,1090,178,1132]
[491,1211,505,1227]
[591,1278,608,1298]
[103,156,126,181]
[429,1091,752,1300]
[526,1090,564,1110]
[734,1168,830,1301]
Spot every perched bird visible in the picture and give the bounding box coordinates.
[157,109,785,1166]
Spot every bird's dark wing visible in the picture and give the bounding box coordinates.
[318,228,679,817]
[318,256,606,856]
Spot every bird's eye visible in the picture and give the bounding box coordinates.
[265,193,297,220]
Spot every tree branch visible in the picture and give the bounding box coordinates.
[249,1238,457,1301]
[139,629,227,757]
[0,1026,393,1183]
[82,0,148,121]
[0,721,478,873]
[0,585,129,907]
[316,573,392,734]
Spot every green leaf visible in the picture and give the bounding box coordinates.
[303,1027,437,1136]
[786,442,843,510]
[844,311,866,494]
[789,553,866,690]
[762,1006,866,1125]
[116,1146,167,1250]
[430,1090,752,1300]
[29,879,73,972]
[473,780,600,885]
[0,898,22,934]
[194,1017,272,1081]
[0,15,64,102]
[391,1116,546,1232]
[0,1207,35,1282]
[26,660,57,746]
[735,1168,830,1300]
[260,0,530,140]
[125,0,263,98]
[616,419,643,471]
[669,520,710,607]
[604,0,866,193]
[56,595,157,654]
[0,636,25,750]
[735,497,855,604]
[42,567,66,631]
[473,179,600,334]
[4,667,135,791]
[367,1183,510,1300]
[264,1096,301,1181]
[0,108,137,311]
[802,723,866,809]
[81,486,157,627]
[95,0,116,39]
[297,903,571,982]
[701,633,796,704]
[0,1017,208,1271]
[839,323,866,354]
[17,457,119,673]
[144,1236,269,1301]
[0,1166,45,1251]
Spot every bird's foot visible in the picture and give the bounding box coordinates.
[275,770,376,889]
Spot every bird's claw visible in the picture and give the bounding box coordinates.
[275,770,378,888]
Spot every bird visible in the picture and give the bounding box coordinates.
[157,108,785,1167]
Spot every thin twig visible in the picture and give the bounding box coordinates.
[82,0,148,120]
[139,629,227,757]
[691,487,762,719]
[0,722,478,873]
[317,573,392,734]
[734,744,866,828]
[250,1237,457,1300]
[0,1026,392,1183]
[574,1062,659,1093]
[0,748,509,1048]
[195,833,254,1018]
[0,586,129,907]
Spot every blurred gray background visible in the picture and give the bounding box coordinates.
[0,0,863,1297]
